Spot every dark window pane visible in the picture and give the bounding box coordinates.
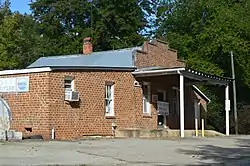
[165,92,168,102]
[158,92,164,101]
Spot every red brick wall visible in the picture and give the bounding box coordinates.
[0,70,161,140]
[135,40,185,68]
[132,81,158,130]
[48,71,156,140]
[0,72,51,139]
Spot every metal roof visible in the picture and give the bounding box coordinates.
[183,68,232,82]
[132,67,232,85]
[27,47,141,69]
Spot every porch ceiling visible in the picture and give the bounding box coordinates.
[132,67,232,86]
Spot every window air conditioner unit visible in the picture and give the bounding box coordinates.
[65,91,79,102]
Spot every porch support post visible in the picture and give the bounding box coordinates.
[225,84,230,136]
[180,74,185,137]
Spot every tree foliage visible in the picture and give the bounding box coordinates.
[0,0,156,69]
[0,1,44,69]
[156,0,250,133]
[30,0,155,54]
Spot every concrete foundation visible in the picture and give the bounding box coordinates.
[0,130,22,141]
[115,128,225,138]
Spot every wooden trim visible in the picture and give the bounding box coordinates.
[156,39,168,45]
[105,116,116,119]
[105,81,115,86]
[64,76,74,80]
[168,48,177,52]
[148,42,157,46]
[143,114,152,118]
[136,49,147,54]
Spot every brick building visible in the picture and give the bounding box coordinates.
[0,38,231,140]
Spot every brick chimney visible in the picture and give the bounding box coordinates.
[83,37,93,55]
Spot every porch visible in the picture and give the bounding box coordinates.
[132,67,232,137]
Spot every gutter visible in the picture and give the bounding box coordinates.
[132,67,186,75]
[48,66,137,71]
[0,67,52,75]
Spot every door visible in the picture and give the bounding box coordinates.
[157,91,164,126]
[157,90,168,127]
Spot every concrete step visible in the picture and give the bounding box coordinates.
[0,130,22,141]
[116,128,225,139]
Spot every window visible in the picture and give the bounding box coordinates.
[64,76,74,91]
[105,83,114,116]
[157,91,164,101]
[142,82,151,114]
[165,92,169,102]
[157,89,168,102]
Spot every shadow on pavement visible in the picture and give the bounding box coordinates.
[178,138,250,165]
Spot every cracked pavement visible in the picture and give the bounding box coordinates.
[1,136,250,165]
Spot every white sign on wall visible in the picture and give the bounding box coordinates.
[0,76,29,93]
[157,101,169,116]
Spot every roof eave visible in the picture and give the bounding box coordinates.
[132,67,185,77]
[0,67,52,75]
[192,85,211,103]
[28,66,137,71]
[132,67,231,86]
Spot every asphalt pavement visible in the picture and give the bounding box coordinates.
[0,135,250,165]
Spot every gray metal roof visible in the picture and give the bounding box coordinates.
[27,47,141,69]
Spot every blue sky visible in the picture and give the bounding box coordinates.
[10,0,31,14]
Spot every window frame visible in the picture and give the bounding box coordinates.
[105,82,114,117]
[142,82,151,115]
[64,76,75,92]
[157,89,167,102]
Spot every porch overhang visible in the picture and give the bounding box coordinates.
[132,67,232,86]
[132,66,232,137]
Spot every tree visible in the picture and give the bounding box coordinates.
[0,12,46,69]
[0,0,11,20]
[0,0,47,69]
[156,0,250,133]
[30,0,155,54]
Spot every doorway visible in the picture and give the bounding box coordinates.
[157,90,168,128]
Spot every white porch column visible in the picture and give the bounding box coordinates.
[180,74,185,137]
[225,84,230,136]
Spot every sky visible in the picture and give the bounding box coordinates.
[10,0,31,14]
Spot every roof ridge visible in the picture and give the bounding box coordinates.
[93,46,142,54]
[40,46,142,59]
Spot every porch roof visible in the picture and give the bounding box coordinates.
[132,67,232,86]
